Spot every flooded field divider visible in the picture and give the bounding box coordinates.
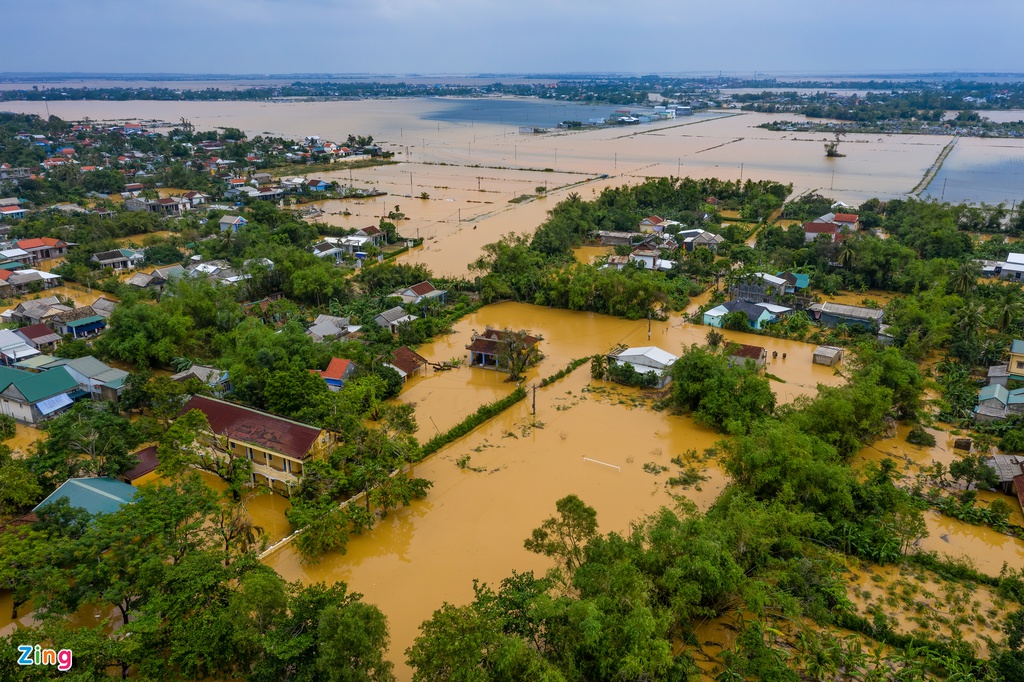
[912,136,959,196]
[582,457,621,472]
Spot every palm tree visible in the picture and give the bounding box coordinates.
[988,287,1022,332]
[836,237,857,269]
[949,261,980,297]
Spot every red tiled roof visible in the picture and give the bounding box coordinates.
[731,344,766,360]
[803,222,838,234]
[319,358,352,381]
[0,270,12,281]
[466,329,540,356]
[178,395,323,460]
[1014,474,1024,515]
[16,238,45,249]
[18,323,57,340]
[643,215,664,224]
[408,281,436,296]
[389,346,427,375]
[360,226,382,236]
[833,213,859,223]
[123,445,159,481]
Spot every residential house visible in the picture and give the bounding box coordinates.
[629,248,660,270]
[803,222,848,243]
[218,215,247,232]
[466,328,540,369]
[638,215,681,233]
[607,346,679,388]
[306,314,361,342]
[187,260,246,285]
[15,237,70,264]
[177,395,336,495]
[975,384,1024,423]
[90,248,145,271]
[988,364,1011,388]
[702,300,783,330]
[1008,340,1024,379]
[45,356,128,402]
[730,272,788,303]
[15,324,62,352]
[170,364,231,395]
[252,172,272,185]
[313,358,356,391]
[34,477,138,516]
[818,212,860,231]
[121,446,160,486]
[356,226,385,247]
[727,344,768,370]
[394,281,447,305]
[807,302,884,329]
[4,268,63,294]
[91,296,119,320]
[596,230,634,247]
[813,346,844,366]
[687,231,725,252]
[125,264,185,291]
[0,364,78,424]
[180,191,208,209]
[50,306,106,339]
[0,206,27,221]
[7,297,70,325]
[312,240,345,262]
[306,179,330,192]
[776,272,810,294]
[374,306,418,334]
[385,346,428,382]
[0,329,40,365]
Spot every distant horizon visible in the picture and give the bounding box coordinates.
[3,71,1024,81]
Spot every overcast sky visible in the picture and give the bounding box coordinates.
[2,0,1022,76]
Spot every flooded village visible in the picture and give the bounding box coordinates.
[4,86,1024,680]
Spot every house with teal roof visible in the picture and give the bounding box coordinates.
[34,477,138,516]
[777,271,810,294]
[975,383,1024,422]
[0,364,78,424]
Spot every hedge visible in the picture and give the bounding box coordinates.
[419,387,527,458]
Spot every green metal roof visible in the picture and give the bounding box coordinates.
[0,365,78,403]
[34,477,138,516]
[13,354,58,370]
[66,315,105,328]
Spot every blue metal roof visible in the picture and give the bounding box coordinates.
[980,384,1009,404]
[34,477,138,516]
[1012,340,1024,355]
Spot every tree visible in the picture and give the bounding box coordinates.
[523,494,598,586]
[317,601,395,682]
[495,328,542,382]
[948,454,999,492]
[158,409,252,501]
[949,261,980,298]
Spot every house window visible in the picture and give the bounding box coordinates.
[267,454,273,464]
[1017,361,1024,370]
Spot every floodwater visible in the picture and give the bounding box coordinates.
[0,284,116,313]
[263,301,844,678]
[924,136,1024,205]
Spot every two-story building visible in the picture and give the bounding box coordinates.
[178,395,336,495]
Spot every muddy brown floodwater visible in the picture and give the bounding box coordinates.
[264,301,845,679]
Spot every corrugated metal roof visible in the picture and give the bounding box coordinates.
[34,477,138,516]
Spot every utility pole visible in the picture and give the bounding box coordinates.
[648,313,651,341]
[477,176,481,192]
[410,173,413,195]
[941,178,947,201]
[458,208,461,223]
[614,152,617,169]
[740,163,744,182]
[831,170,835,191]
[532,384,536,415]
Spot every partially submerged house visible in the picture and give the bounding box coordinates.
[730,272,789,304]
[121,446,160,486]
[394,281,446,305]
[466,329,540,369]
[813,345,844,366]
[727,344,768,370]
[374,306,418,334]
[975,384,1024,423]
[807,302,884,329]
[607,346,679,388]
[0,364,78,424]
[49,305,106,339]
[703,300,789,330]
[44,356,128,402]
[218,215,247,232]
[385,346,428,382]
[14,323,62,351]
[90,248,145,271]
[6,296,69,325]
[0,329,40,365]
[126,264,185,291]
[177,395,336,495]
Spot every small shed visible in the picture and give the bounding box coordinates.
[989,455,1024,495]
[813,345,844,366]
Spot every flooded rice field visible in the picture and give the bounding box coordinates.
[924,136,1024,205]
